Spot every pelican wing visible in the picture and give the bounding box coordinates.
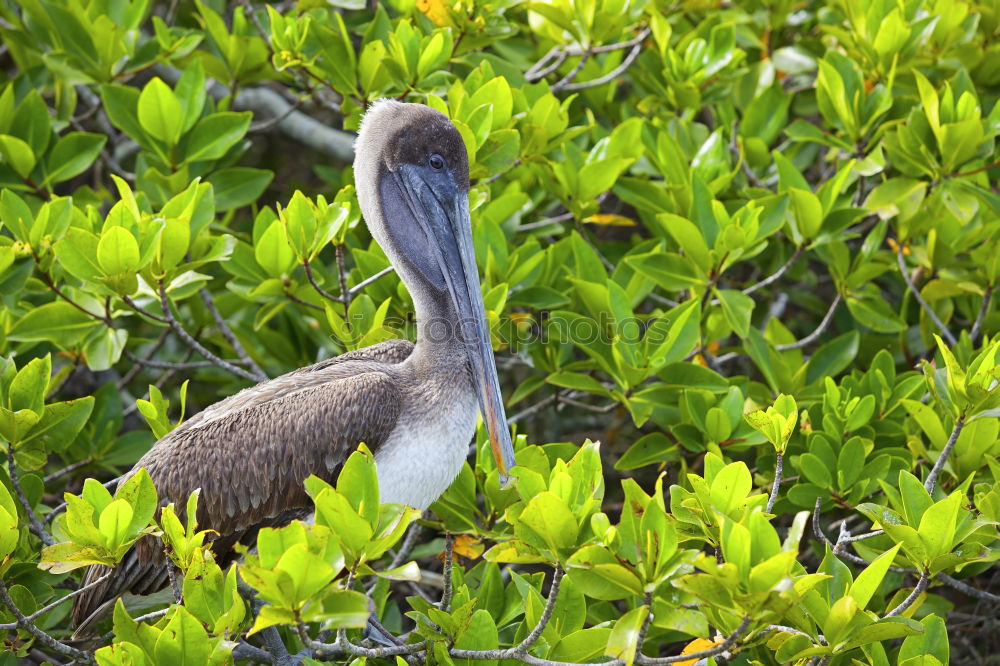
[71,340,412,634]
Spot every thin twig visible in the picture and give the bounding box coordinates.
[0,571,114,631]
[638,616,751,665]
[388,524,425,570]
[896,246,957,346]
[123,351,235,371]
[525,47,568,81]
[117,328,170,388]
[42,458,94,486]
[335,245,351,321]
[303,259,342,304]
[349,266,395,295]
[517,211,574,232]
[440,533,454,611]
[8,445,55,546]
[970,285,992,343]
[884,573,930,617]
[924,417,964,495]
[551,50,591,91]
[742,247,804,296]
[937,573,1000,603]
[774,294,842,351]
[507,394,559,424]
[766,451,783,513]
[122,295,171,324]
[0,577,94,663]
[199,288,268,381]
[559,37,648,92]
[158,280,259,382]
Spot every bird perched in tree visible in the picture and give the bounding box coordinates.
[71,100,516,635]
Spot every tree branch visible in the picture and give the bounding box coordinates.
[0,571,113,631]
[766,451,783,514]
[970,284,992,344]
[199,288,268,381]
[637,616,751,665]
[896,246,957,346]
[742,247,804,297]
[0,577,94,663]
[884,573,930,617]
[7,445,55,546]
[923,416,964,495]
[349,266,395,296]
[936,572,1000,603]
[157,280,259,382]
[774,294,842,351]
[303,259,342,304]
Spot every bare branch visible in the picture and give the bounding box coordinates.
[42,458,94,486]
[742,247,804,296]
[558,32,650,92]
[7,445,55,546]
[924,416,964,495]
[440,533,454,611]
[350,266,395,296]
[388,524,425,570]
[970,284,993,343]
[122,295,170,324]
[766,451,783,514]
[551,50,591,91]
[637,615,751,665]
[335,245,351,321]
[0,577,94,663]
[884,573,930,617]
[303,259,342,304]
[936,572,1000,603]
[158,280,260,382]
[199,288,268,381]
[774,294,843,351]
[0,571,113,631]
[123,351,238,371]
[896,246,957,346]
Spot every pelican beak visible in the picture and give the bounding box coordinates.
[393,167,517,484]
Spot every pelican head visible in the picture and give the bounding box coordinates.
[354,100,517,480]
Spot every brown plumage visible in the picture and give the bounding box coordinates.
[71,100,517,635]
[71,340,413,633]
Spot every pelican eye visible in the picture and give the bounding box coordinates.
[429,153,446,171]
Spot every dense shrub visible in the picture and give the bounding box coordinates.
[0,0,998,664]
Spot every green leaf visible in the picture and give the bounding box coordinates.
[0,134,37,178]
[850,543,901,611]
[715,289,754,338]
[97,226,141,274]
[41,132,107,187]
[516,491,578,555]
[8,302,100,346]
[604,605,648,666]
[98,499,134,550]
[9,354,50,416]
[805,331,858,385]
[898,614,948,663]
[846,296,907,333]
[208,167,274,211]
[138,78,184,144]
[154,606,210,665]
[183,112,252,162]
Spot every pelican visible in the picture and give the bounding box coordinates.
[71,100,516,633]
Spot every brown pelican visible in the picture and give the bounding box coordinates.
[71,100,516,633]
